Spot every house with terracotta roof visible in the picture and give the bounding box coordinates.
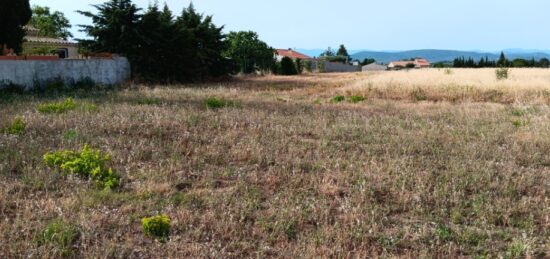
[388,58,431,70]
[23,26,78,59]
[275,48,312,61]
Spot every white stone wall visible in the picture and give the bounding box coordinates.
[0,57,130,89]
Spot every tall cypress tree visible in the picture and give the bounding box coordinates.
[77,0,142,60]
[0,0,32,54]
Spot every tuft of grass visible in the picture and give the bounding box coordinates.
[349,95,366,103]
[435,224,453,242]
[4,116,26,135]
[332,95,345,103]
[141,215,171,239]
[63,129,78,141]
[44,145,120,190]
[512,118,529,128]
[410,88,428,102]
[135,97,162,105]
[36,219,79,255]
[444,68,453,75]
[37,98,77,114]
[205,97,236,109]
[506,241,529,258]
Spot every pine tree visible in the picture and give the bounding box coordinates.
[497,51,507,67]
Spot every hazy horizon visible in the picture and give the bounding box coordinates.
[30,0,550,51]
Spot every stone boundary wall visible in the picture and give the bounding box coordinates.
[0,57,130,89]
[323,61,361,73]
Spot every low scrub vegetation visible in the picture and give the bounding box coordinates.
[37,98,77,114]
[43,145,120,189]
[141,215,171,239]
[3,117,26,135]
[496,67,510,80]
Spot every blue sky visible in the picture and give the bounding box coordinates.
[31,0,550,52]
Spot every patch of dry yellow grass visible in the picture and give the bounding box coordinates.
[340,68,550,104]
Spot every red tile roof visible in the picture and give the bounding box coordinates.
[389,58,431,68]
[275,49,311,60]
[415,58,430,67]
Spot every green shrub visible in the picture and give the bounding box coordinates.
[279,56,298,75]
[4,117,26,135]
[37,219,79,255]
[38,98,77,114]
[44,145,120,189]
[205,97,236,109]
[141,215,171,239]
[332,95,345,103]
[496,67,509,80]
[349,95,366,103]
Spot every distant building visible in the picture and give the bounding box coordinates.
[275,48,312,61]
[362,63,387,71]
[23,26,78,59]
[388,58,431,70]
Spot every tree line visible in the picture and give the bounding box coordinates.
[453,52,550,68]
[1,0,287,83]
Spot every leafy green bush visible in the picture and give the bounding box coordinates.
[349,95,365,103]
[4,117,26,135]
[44,145,120,189]
[496,67,509,80]
[37,219,79,255]
[279,57,298,75]
[141,215,171,239]
[205,97,236,109]
[332,95,345,103]
[38,98,77,114]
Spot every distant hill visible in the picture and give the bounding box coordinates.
[350,49,550,64]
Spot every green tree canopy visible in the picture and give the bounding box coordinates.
[225,31,274,74]
[320,47,335,57]
[361,58,376,66]
[0,0,32,54]
[77,0,142,56]
[78,1,230,82]
[29,6,73,40]
[336,44,349,57]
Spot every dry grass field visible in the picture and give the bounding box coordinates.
[1,69,549,258]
